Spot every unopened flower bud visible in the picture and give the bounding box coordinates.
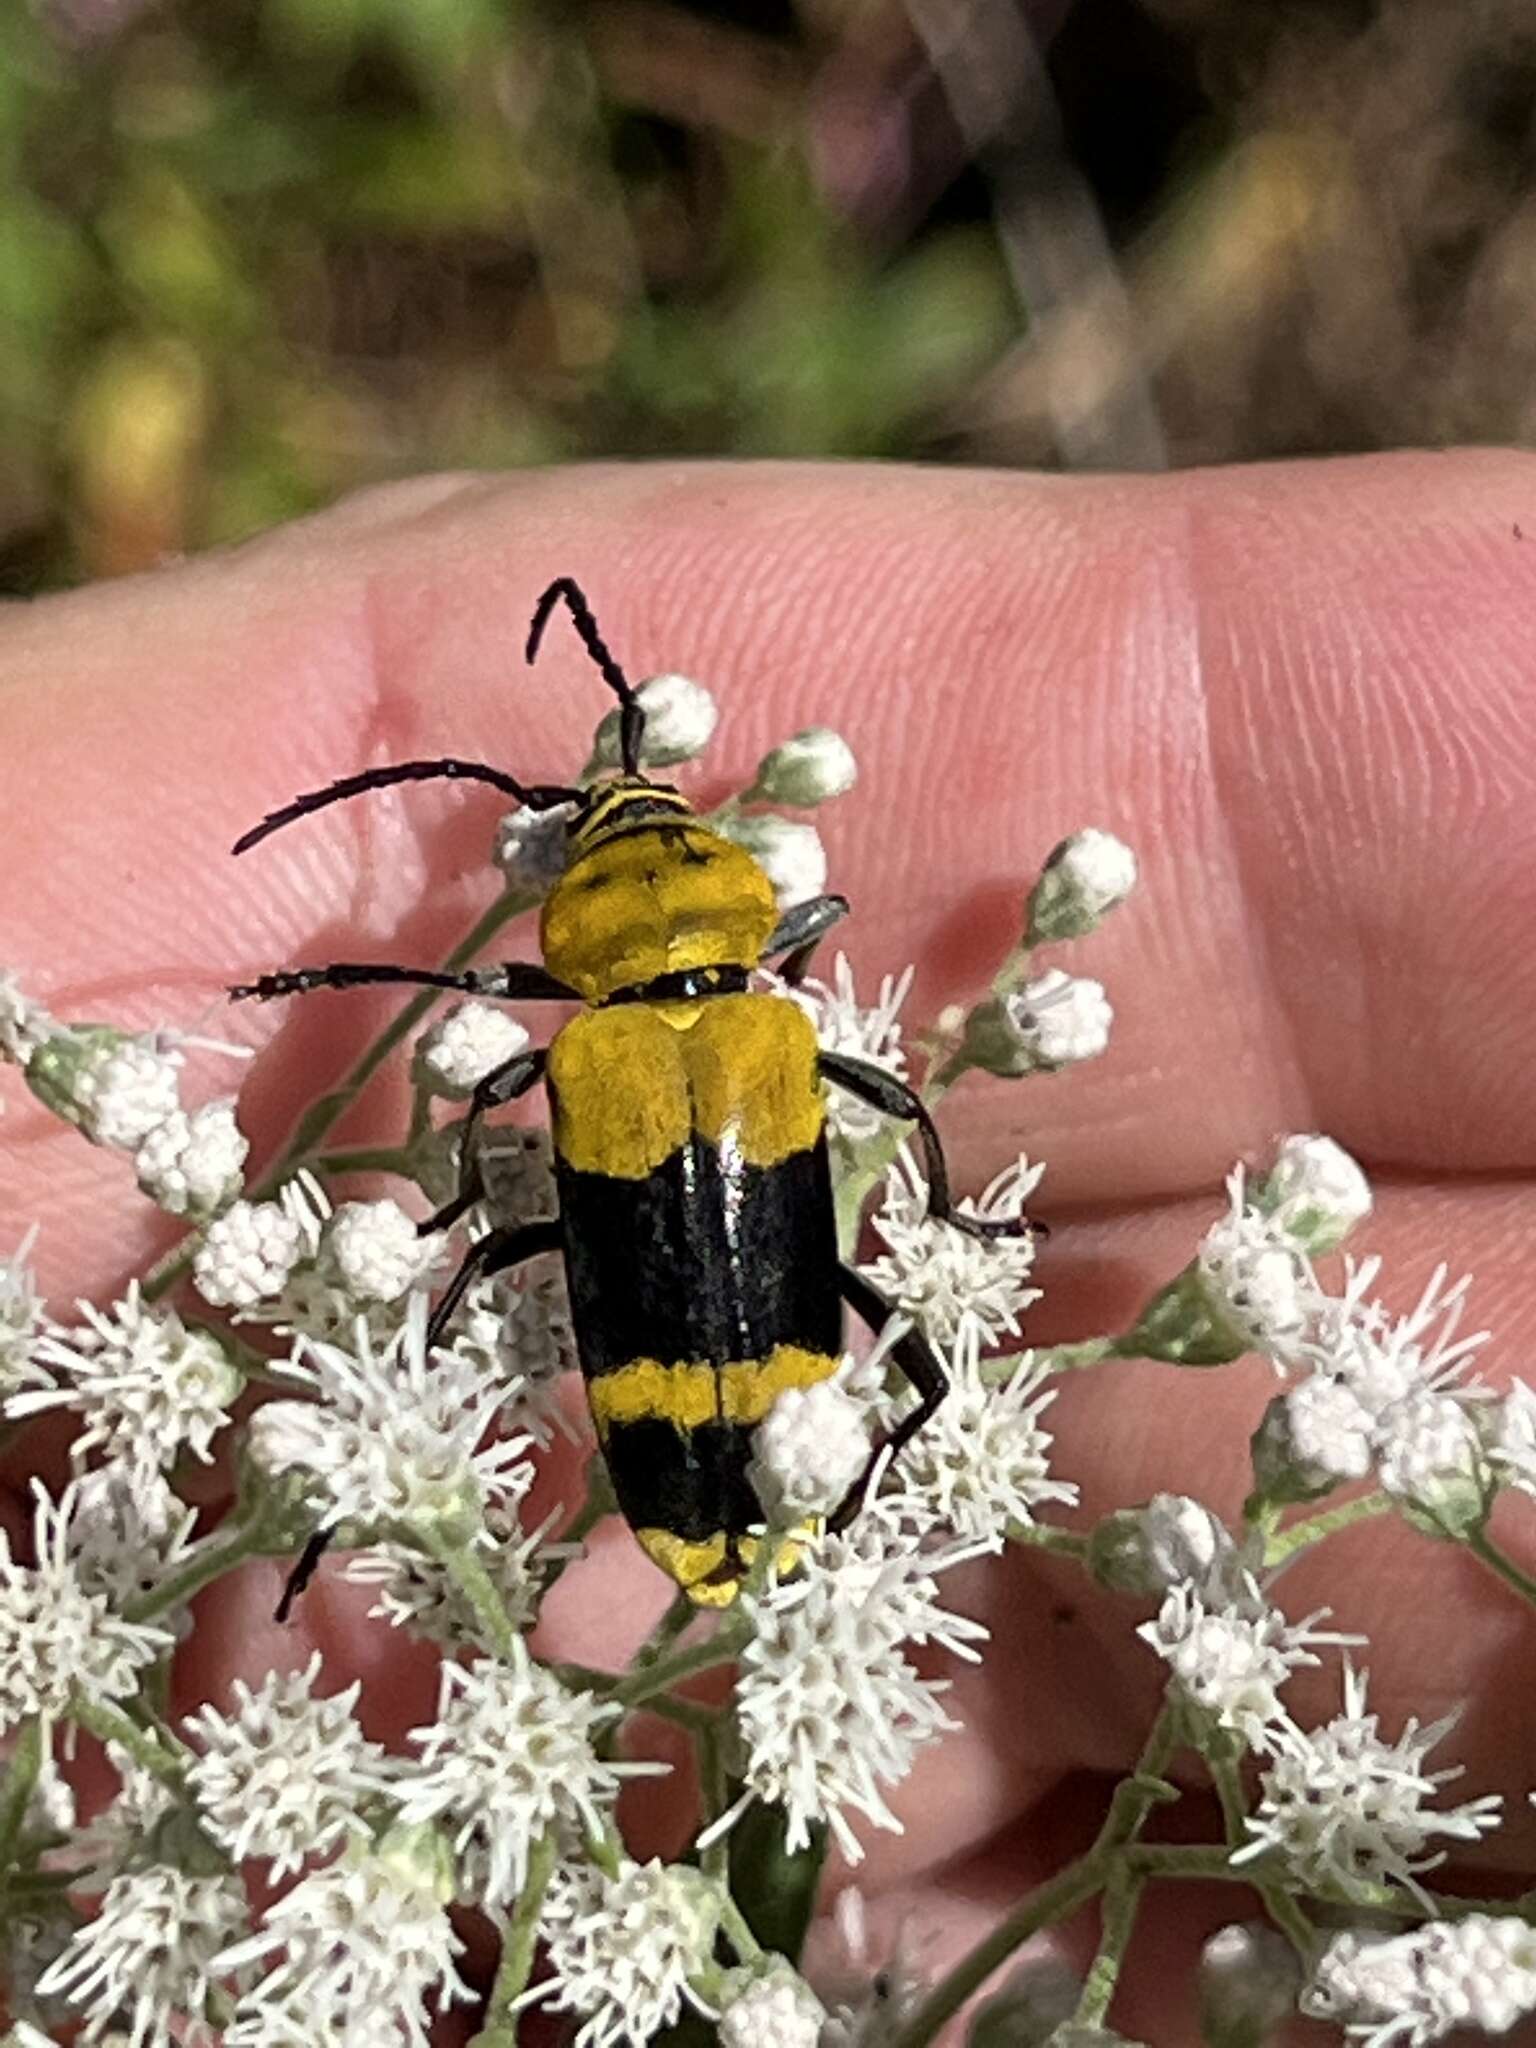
[1089,1494,1242,1600]
[1121,1265,1248,1367]
[414,1004,530,1100]
[134,1100,248,1217]
[194,1198,307,1311]
[751,728,858,808]
[751,1377,872,1521]
[719,1960,826,2048]
[27,1028,183,1149]
[719,813,828,910]
[1249,1381,1372,1509]
[592,673,718,769]
[493,801,574,894]
[963,975,1111,1077]
[326,1200,436,1303]
[1256,1135,1372,1255]
[1376,1391,1493,1541]
[1026,830,1137,943]
[1198,1923,1302,2048]
[0,970,57,1065]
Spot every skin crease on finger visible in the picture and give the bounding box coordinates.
[4,450,1536,2035]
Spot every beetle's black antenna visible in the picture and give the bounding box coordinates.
[232,757,581,856]
[526,576,645,777]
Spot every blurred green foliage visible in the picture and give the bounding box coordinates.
[0,0,1015,589]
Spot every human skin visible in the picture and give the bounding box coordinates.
[2,450,1536,2043]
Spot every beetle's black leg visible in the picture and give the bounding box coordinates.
[763,893,850,987]
[418,1048,549,1238]
[274,1214,566,1622]
[230,960,578,1005]
[819,1051,1032,1242]
[829,1265,948,1530]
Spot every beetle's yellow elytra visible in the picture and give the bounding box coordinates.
[588,1345,840,1432]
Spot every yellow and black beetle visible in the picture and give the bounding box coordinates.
[233,577,1025,1608]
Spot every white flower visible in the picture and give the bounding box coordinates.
[70,1741,178,1890]
[344,1503,558,1649]
[193,1175,327,1312]
[183,1654,393,1881]
[884,1328,1076,1544]
[444,1259,575,1439]
[494,799,576,892]
[0,1229,43,1397]
[72,1037,184,1149]
[35,1865,249,2047]
[1373,1389,1492,1535]
[860,1150,1042,1351]
[1265,1375,1377,1492]
[1027,829,1138,941]
[1259,1134,1372,1254]
[220,1828,471,2048]
[1197,1924,1302,2048]
[1492,1379,1536,1498]
[1001,971,1113,1069]
[66,1463,199,1620]
[1305,1917,1536,2048]
[0,1481,172,1737]
[719,813,827,911]
[1089,1494,1244,1603]
[133,1099,248,1217]
[751,1371,872,1522]
[1234,1666,1500,1902]
[1138,1577,1355,1750]
[325,1199,438,1303]
[1196,1168,1321,1363]
[1302,1261,1487,1415]
[534,1859,721,2048]
[784,956,911,1144]
[733,1524,986,1861]
[13,1285,240,1469]
[414,1002,530,1099]
[255,1293,533,1545]
[751,728,858,807]
[396,1642,661,1908]
[0,969,58,1063]
[591,671,718,769]
[719,1962,827,2048]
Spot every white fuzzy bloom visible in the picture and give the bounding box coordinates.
[860,1150,1042,1351]
[1027,829,1138,941]
[590,670,718,768]
[1272,1375,1378,1489]
[534,1859,721,2048]
[397,1642,660,1908]
[751,1372,872,1522]
[13,1285,240,1469]
[66,1463,199,1621]
[785,956,911,1144]
[0,969,58,1063]
[1260,1134,1373,1254]
[1235,1666,1500,1901]
[255,1293,533,1545]
[885,1329,1076,1545]
[72,1037,185,1149]
[133,1099,248,1217]
[220,1829,471,2048]
[719,1962,827,2048]
[325,1199,438,1303]
[0,1481,172,1737]
[1305,1917,1536,2048]
[1138,1577,1355,1750]
[752,728,858,807]
[183,1654,393,1881]
[1001,971,1113,1069]
[494,799,576,892]
[345,1503,557,1650]
[1089,1493,1244,1603]
[1492,1379,1536,1498]
[734,1525,986,1861]
[70,1742,178,1892]
[0,1230,44,1397]
[1197,1924,1302,2048]
[1196,1168,1320,1364]
[35,1866,249,2047]
[720,813,828,911]
[1373,1389,1492,1533]
[1303,1260,1487,1415]
[194,1175,327,1312]
[414,1002,530,1099]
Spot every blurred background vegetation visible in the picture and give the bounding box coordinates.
[5,0,1536,591]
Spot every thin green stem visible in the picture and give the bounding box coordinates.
[1207,1747,1317,1958]
[471,1829,560,2046]
[1074,1865,1145,2027]
[1006,1521,1089,1560]
[69,1696,187,1790]
[626,1590,697,1676]
[1265,1490,1393,1566]
[611,1621,748,1710]
[698,1715,732,1882]
[312,1145,417,1179]
[423,1533,516,1658]
[717,1887,765,1965]
[0,1719,44,1875]
[123,1518,267,1623]
[1467,1527,1536,1610]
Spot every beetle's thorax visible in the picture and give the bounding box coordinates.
[541,779,777,1004]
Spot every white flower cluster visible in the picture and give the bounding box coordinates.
[785,955,913,1144]
[532,1859,721,2048]
[860,1149,1042,1351]
[0,1228,44,1399]
[1305,1915,1536,2048]
[733,1525,986,1861]
[1137,1574,1355,1750]
[412,1001,529,1099]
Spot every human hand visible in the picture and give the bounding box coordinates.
[4,450,1535,2043]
